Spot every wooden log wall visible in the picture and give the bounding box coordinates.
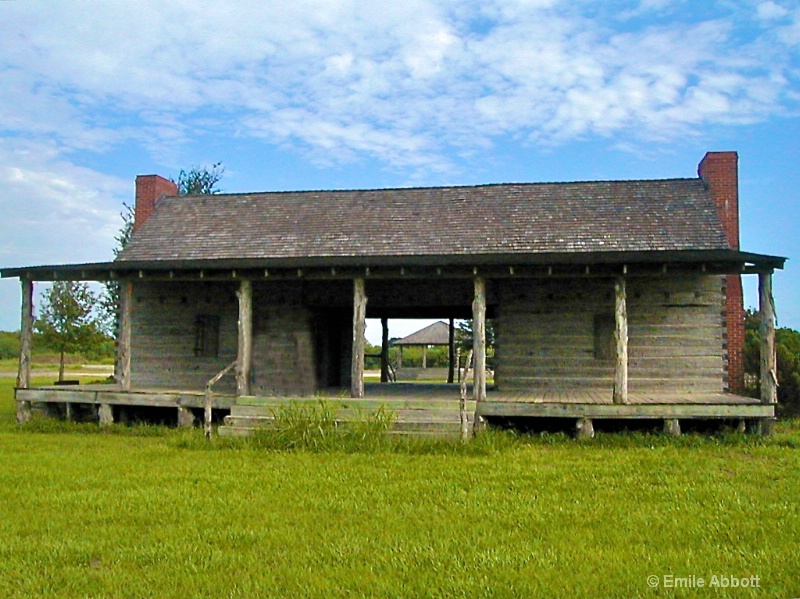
[131,280,328,396]
[130,282,239,393]
[495,275,725,394]
[251,282,317,397]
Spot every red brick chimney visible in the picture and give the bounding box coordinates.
[698,151,744,394]
[134,175,178,233]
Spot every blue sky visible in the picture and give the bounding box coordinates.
[0,0,798,345]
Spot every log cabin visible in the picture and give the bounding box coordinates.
[2,152,786,436]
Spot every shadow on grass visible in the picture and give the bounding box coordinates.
[6,407,799,454]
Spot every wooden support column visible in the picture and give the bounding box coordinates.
[759,272,777,405]
[16,277,33,390]
[576,417,595,440]
[472,276,487,403]
[177,406,195,428]
[351,277,367,398]
[380,317,390,383]
[116,280,133,391]
[613,276,629,405]
[16,277,33,424]
[663,419,681,437]
[236,280,253,397]
[98,404,114,426]
[447,317,455,384]
[422,345,427,369]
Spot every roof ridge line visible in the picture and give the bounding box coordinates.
[167,177,702,198]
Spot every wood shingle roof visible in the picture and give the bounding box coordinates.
[116,178,730,265]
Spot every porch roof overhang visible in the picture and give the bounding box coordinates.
[1,249,786,282]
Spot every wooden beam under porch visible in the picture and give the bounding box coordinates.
[16,383,772,422]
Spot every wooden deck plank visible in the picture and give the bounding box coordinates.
[477,401,774,419]
[15,382,764,417]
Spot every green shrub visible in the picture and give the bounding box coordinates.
[0,331,18,360]
[246,400,395,452]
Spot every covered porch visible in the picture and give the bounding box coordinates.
[6,251,785,436]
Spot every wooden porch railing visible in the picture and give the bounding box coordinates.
[205,360,237,439]
[459,350,473,441]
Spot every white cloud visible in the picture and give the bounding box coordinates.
[0,139,125,267]
[777,7,800,45]
[0,0,797,172]
[757,1,790,21]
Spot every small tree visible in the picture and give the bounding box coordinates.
[455,319,496,350]
[174,162,224,195]
[744,308,800,416]
[100,203,135,334]
[35,282,107,381]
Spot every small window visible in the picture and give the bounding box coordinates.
[594,314,615,361]
[194,315,220,357]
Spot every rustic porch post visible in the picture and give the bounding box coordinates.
[613,276,629,404]
[380,317,390,383]
[16,277,33,423]
[663,419,681,437]
[472,276,487,403]
[236,279,253,396]
[759,271,777,406]
[177,406,195,428]
[447,317,455,384]
[98,404,114,426]
[116,280,133,391]
[576,417,595,440]
[351,277,367,398]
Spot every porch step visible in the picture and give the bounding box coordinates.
[218,426,464,440]
[223,415,468,430]
[218,397,474,438]
[229,406,472,421]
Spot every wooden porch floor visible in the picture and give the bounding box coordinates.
[15,382,773,421]
[359,383,761,405]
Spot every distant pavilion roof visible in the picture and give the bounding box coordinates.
[394,321,451,346]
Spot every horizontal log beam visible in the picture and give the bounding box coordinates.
[15,388,237,409]
[8,261,779,283]
[476,401,774,419]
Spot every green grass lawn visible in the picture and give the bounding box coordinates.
[0,378,798,598]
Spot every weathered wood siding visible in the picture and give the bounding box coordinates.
[251,285,317,396]
[495,275,725,394]
[132,281,321,395]
[131,282,239,393]
[130,274,726,398]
